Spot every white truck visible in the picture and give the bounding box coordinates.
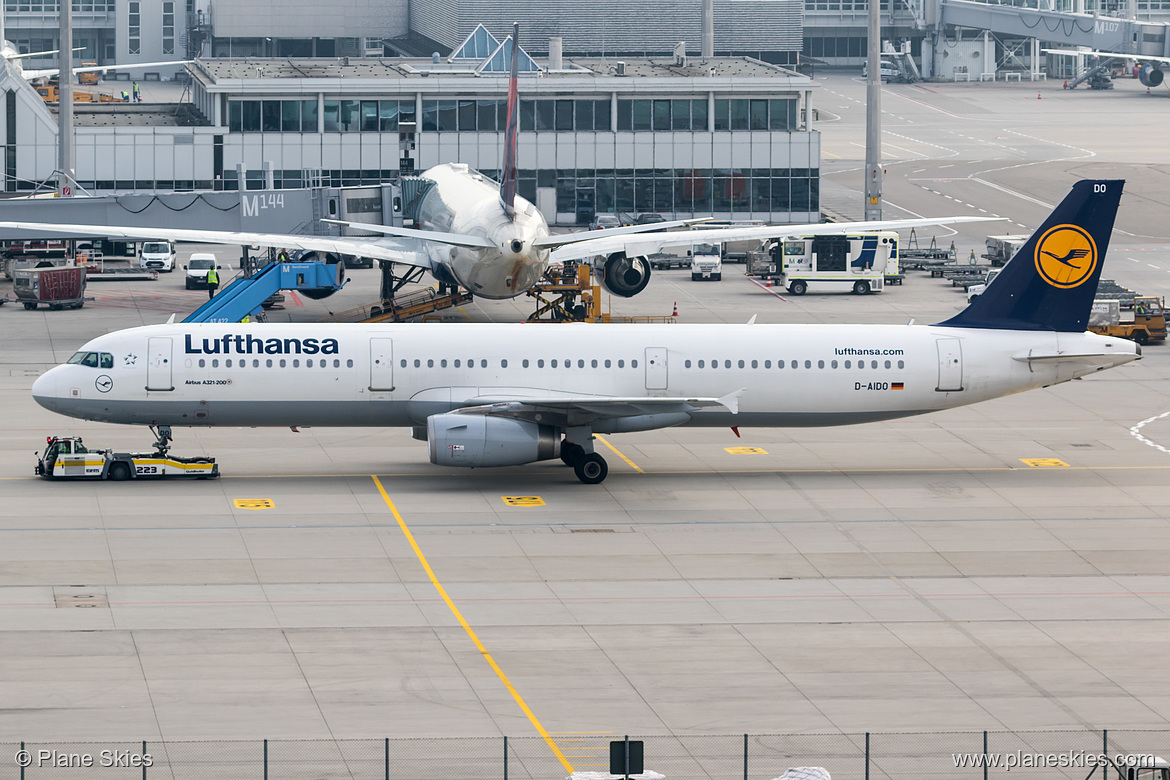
[35,434,218,481]
[139,241,176,272]
[966,268,1002,302]
[690,242,723,281]
[774,232,898,295]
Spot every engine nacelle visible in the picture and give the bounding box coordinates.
[427,414,560,468]
[601,252,652,297]
[1139,63,1165,88]
[290,249,345,299]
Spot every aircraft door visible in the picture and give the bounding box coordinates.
[146,337,174,391]
[370,338,395,391]
[935,338,964,392]
[645,347,668,390]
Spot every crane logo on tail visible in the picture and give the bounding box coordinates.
[1034,224,1097,288]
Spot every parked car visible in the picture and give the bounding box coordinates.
[590,214,622,230]
[635,213,666,225]
[184,253,221,289]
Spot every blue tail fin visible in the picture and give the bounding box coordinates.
[938,179,1123,332]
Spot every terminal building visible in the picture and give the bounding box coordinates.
[1,27,821,225]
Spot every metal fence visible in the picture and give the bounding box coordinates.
[2,730,1166,779]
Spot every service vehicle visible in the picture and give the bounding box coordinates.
[966,268,1002,302]
[139,241,176,272]
[984,234,1030,267]
[862,57,901,81]
[772,232,898,295]
[690,242,723,281]
[10,265,87,310]
[590,213,622,230]
[78,62,99,85]
[35,432,218,481]
[1113,755,1170,780]
[184,252,221,289]
[697,220,766,262]
[1088,296,1166,344]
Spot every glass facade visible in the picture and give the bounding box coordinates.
[227,99,413,132]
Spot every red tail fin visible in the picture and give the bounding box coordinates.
[500,22,520,221]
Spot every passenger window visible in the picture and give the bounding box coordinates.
[253,359,260,368]
[226,359,233,368]
[100,353,114,368]
[765,360,771,369]
[897,360,904,369]
[334,359,340,368]
[537,359,544,368]
[751,360,758,369]
[293,359,300,368]
[280,359,287,368]
[791,361,798,370]
[501,359,508,368]
[551,359,558,368]
[564,359,571,369]
[321,360,327,368]
[698,360,705,368]
[722,360,729,369]
[632,359,638,368]
[738,360,745,369]
[400,359,407,368]
[198,359,206,368]
[427,359,434,368]
[266,359,273,367]
[777,360,785,369]
[805,360,812,369]
[522,359,529,368]
[831,360,838,369]
[884,360,891,369]
[605,359,611,368]
[346,359,353,368]
[871,360,878,369]
[211,359,219,368]
[618,360,624,368]
[817,360,824,369]
[481,359,487,368]
[414,359,420,368]
[845,360,851,368]
[685,360,692,368]
[454,359,461,368]
[578,359,585,368]
[591,359,598,368]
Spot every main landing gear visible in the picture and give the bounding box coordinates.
[560,434,609,485]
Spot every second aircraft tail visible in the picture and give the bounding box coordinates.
[938,179,1123,332]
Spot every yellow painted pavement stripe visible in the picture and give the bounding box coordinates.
[371,476,574,774]
[594,435,644,473]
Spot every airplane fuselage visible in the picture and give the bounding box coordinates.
[416,163,550,299]
[32,322,1137,431]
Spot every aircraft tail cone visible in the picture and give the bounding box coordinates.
[672,301,678,317]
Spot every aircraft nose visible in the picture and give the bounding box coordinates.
[31,368,59,412]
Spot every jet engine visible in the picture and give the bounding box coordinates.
[1139,63,1165,88]
[289,249,346,299]
[427,413,560,468]
[601,252,652,297]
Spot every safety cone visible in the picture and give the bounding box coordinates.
[671,301,678,317]
[1037,91,1042,99]
[1063,79,1068,88]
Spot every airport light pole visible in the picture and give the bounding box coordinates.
[864,0,882,220]
[58,0,74,198]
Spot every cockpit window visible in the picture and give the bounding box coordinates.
[66,352,109,368]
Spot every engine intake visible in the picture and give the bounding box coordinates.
[1139,63,1165,88]
[602,252,652,297]
[290,250,345,299]
[427,414,560,468]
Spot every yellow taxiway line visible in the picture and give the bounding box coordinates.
[371,476,574,774]
[594,435,644,473]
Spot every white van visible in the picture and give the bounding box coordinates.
[184,253,221,289]
[691,243,723,281]
[862,58,900,81]
[139,241,176,272]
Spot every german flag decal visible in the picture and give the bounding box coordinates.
[892,382,904,390]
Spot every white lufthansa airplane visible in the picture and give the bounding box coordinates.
[1,40,190,82]
[1045,47,1170,90]
[0,25,995,302]
[32,179,1138,484]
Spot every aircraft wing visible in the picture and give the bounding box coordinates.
[454,390,742,426]
[1043,48,1170,65]
[0,220,437,270]
[22,59,192,80]
[548,216,1003,263]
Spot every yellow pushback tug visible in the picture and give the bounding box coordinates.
[35,429,217,481]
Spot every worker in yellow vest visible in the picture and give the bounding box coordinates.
[205,265,219,299]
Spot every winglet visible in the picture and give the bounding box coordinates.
[717,389,745,414]
[499,22,520,221]
[166,314,176,325]
[746,315,758,325]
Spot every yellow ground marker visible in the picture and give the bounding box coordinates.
[372,476,573,774]
[502,496,546,507]
[1020,458,1070,468]
[725,446,768,455]
[233,499,274,510]
[594,435,644,473]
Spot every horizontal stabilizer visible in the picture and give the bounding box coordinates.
[1012,351,1136,368]
[321,219,495,249]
